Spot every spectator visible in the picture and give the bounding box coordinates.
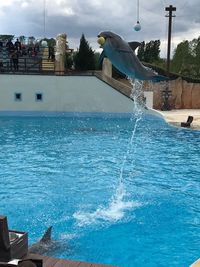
[11,49,19,71]
[0,60,4,72]
[48,45,55,61]
[21,43,27,56]
[28,46,33,57]
[0,40,3,52]
[15,38,21,51]
[34,43,40,54]
[6,39,14,54]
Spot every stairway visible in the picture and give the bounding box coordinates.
[41,47,55,72]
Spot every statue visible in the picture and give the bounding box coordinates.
[55,33,67,75]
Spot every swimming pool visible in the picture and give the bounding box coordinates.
[0,115,199,267]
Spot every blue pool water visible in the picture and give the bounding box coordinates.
[0,115,200,267]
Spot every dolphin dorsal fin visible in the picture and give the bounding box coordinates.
[40,226,52,243]
[128,42,141,51]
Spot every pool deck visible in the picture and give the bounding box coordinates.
[22,253,116,267]
[160,109,200,130]
[190,258,200,267]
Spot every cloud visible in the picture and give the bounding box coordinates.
[0,0,200,57]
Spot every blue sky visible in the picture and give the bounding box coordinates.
[0,0,199,57]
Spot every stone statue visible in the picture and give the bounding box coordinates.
[55,33,67,75]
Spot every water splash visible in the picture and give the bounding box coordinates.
[73,183,140,227]
[73,79,144,226]
[119,79,144,184]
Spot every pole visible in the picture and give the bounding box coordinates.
[165,5,176,75]
[162,5,176,111]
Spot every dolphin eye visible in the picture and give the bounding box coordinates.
[97,35,106,39]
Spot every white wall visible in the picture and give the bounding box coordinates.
[0,74,162,119]
[0,75,134,113]
[144,91,153,109]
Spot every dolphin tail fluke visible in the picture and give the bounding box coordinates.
[152,75,169,83]
[40,226,52,243]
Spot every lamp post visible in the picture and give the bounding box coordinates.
[162,5,176,111]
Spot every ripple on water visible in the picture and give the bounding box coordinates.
[0,116,200,267]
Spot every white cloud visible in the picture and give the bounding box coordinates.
[0,0,14,7]
[0,0,199,56]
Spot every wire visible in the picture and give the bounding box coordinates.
[160,0,166,9]
[177,0,189,11]
[159,0,165,10]
[137,0,140,22]
[171,15,176,58]
[43,0,46,38]
[161,0,189,17]
[162,14,168,59]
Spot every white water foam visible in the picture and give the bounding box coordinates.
[73,183,141,227]
[119,79,144,183]
[73,80,144,227]
[60,233,77,241]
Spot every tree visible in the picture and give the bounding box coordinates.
[46,38,56,47]
[171,40,193,76]
[0,35,14,41]
[192,37,200,77]
[19,36,26,44]
[137,41,145,61]
[137,40,161,63]
[144,40,160,63]
[65,53,73,70]
[94,52,101,70]
[28,36,35,45]
[74,34,95,71]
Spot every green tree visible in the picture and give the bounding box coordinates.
[144,40,160,63]
[19,36,26,44]
[94,52,101,70]
[192,37,200,77]
[74,34,95,71]
[137,40,160,63]
[137,41,145,61]
[28,36,35,45]
[152,40,161,62]
[65,53,73,70]
[171,40,193,76]
[0,35,14,41]
[47,38,56,47]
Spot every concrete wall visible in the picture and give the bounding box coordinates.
[0,74,136,114]
[144,78,200,109]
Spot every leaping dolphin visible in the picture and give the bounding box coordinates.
[28,226,58,255]
[97,31,168,82]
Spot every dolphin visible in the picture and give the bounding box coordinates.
[28,226,59,255]
[97,31,168,82]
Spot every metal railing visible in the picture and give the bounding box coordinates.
[0,57,44,73]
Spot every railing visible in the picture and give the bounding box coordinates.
[0,57,44,73]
